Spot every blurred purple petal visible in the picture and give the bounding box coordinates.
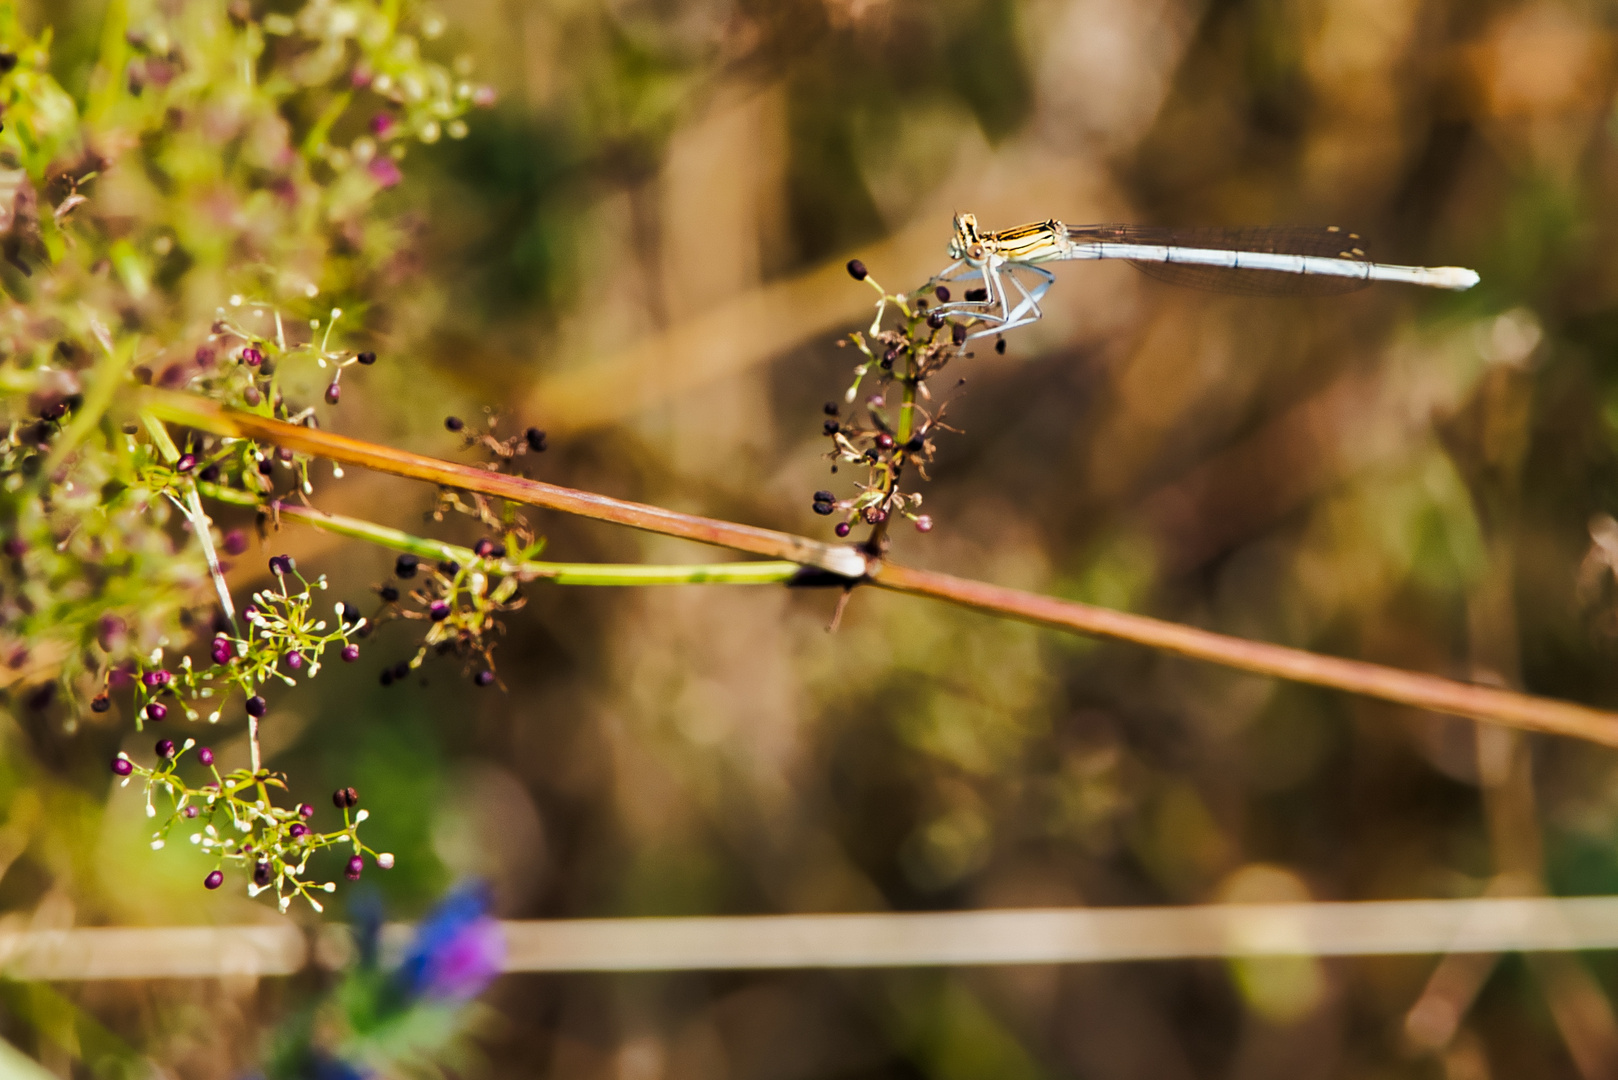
[367,157,403,189]
[396,883,504,1000]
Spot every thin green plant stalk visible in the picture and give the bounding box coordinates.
[197,483,800,587]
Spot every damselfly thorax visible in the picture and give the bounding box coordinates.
[934,212,1479,341]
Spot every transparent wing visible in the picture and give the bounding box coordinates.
[1065,224,1373,297]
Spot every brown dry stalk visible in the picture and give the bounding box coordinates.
[141,389,1618,746]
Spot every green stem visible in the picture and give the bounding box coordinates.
[196,484,800,586]
[301,89,352,157]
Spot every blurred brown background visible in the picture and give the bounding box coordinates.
[21,0,1618,1077]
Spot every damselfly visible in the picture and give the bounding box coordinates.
[931,213,1480,341]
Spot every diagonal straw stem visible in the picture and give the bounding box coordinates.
[141,389,1618,746]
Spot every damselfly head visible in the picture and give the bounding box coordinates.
[950,213,988,264]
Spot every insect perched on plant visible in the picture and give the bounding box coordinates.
[930,213,1482,340]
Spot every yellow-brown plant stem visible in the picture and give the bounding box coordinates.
[141,389,1618,746]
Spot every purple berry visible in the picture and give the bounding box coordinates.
[146,702,167,721]
[438,560,460,575]
[245,695,266,718]
[444,416,464,432]
[357,351,376,365]
[253,861,272,886]
[847,259,868,281]
[142,669,171,688]
[875,433,894,450]
[286,652,304,671]
[268,554,293,575]
[345,855,364,881]
[111,756,133,776]
[223,529,248,556]
[288,823,310,839]
[474,670,495,687]
[241,347,263,366]
[204,870,223,890]
[155,738,175,759]
[341,644,360,663]
[175,453,197,473]
[473,538,494,558]
[211,637,233,665]
[834,522,852,538]
[429,600,450,621]
[97,614,128,651]
[935,285,951,302]
[298,803,314,819]
[197,747,215,766]
[183,805,198,818]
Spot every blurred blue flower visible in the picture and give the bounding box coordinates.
[394,882,505,1000]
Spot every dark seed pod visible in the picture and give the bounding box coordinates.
[966,288,988,302]
[444,416,464,432]
[245,695,267,718]
[391,661,410,680]
[525,427,547,452]
[176,453,197,473]
[846,259,868,281]
[333,786,358,809]
[474,670,495,687]
[91,694,111,713]
[823,420,840,435]
[429,600,451,621]
[926,311,945,330]
[951,323,968,346]
[438,560,460,575]
[395,554,419,578]
[253,861,272,886]
[199,463,221,483]
[243,386,262,406]
[268,554,294,575]
[357,350,377,365]
[935,285,951,302]
[473,538,494,557]
[823,402,839,416]
[812,500,835,516]
[875,433,894,450]
[995,338,1007,355]
[380,584,400,602]
[324,382,341,404]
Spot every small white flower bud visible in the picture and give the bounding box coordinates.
[377,853,395,869]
